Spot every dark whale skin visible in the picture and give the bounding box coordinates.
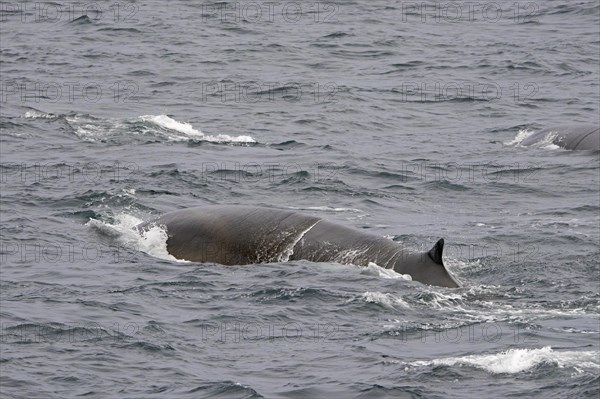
[521,125,599,150]
[137,206,459,288]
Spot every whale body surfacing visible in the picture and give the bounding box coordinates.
[521,125,599,151]
[137,206,459,288]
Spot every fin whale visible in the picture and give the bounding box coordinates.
[137,205,459,288]
[521,125,599,150]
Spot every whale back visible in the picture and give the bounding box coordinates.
[291,220,459,287]
[521,125,599,150]
[400,239,459,288]
[138,206,460,287]
[138,206,320,264]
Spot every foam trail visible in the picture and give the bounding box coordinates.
[23,110,56,119]
[140,115,256,143]
[411,347,599,374]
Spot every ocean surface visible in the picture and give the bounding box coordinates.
[1,1,599,398]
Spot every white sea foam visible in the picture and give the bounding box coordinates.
[505,128,535,146]
[297,206,365,213]
[86,211,185,262]
[64,115,115,142]
[65,113,255,143]
[505,128,559,149]
[360,291,410,308]
[419,290,465,309]
[363,262,413,280]
[23,110,56,119]
[139,114,256,143]
[411,347,600,374]
[414,284,595,326]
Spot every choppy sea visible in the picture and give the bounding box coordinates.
[1,1,599,398]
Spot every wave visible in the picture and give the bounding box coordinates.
[23,110,58,119]
[409,346,599,374]
[358,291,410,308]
[26,111,256,144]
[139,114,255,143]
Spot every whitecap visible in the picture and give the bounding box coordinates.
[139,114,255,143]
[359,291,410,308]
[411,347,599,374]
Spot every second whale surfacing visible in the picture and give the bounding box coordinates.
[137,206,459,288]
[521,125,599,150]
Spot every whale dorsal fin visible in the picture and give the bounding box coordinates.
[428,239,444,265]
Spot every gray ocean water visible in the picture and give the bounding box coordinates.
[1,1,599,398]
